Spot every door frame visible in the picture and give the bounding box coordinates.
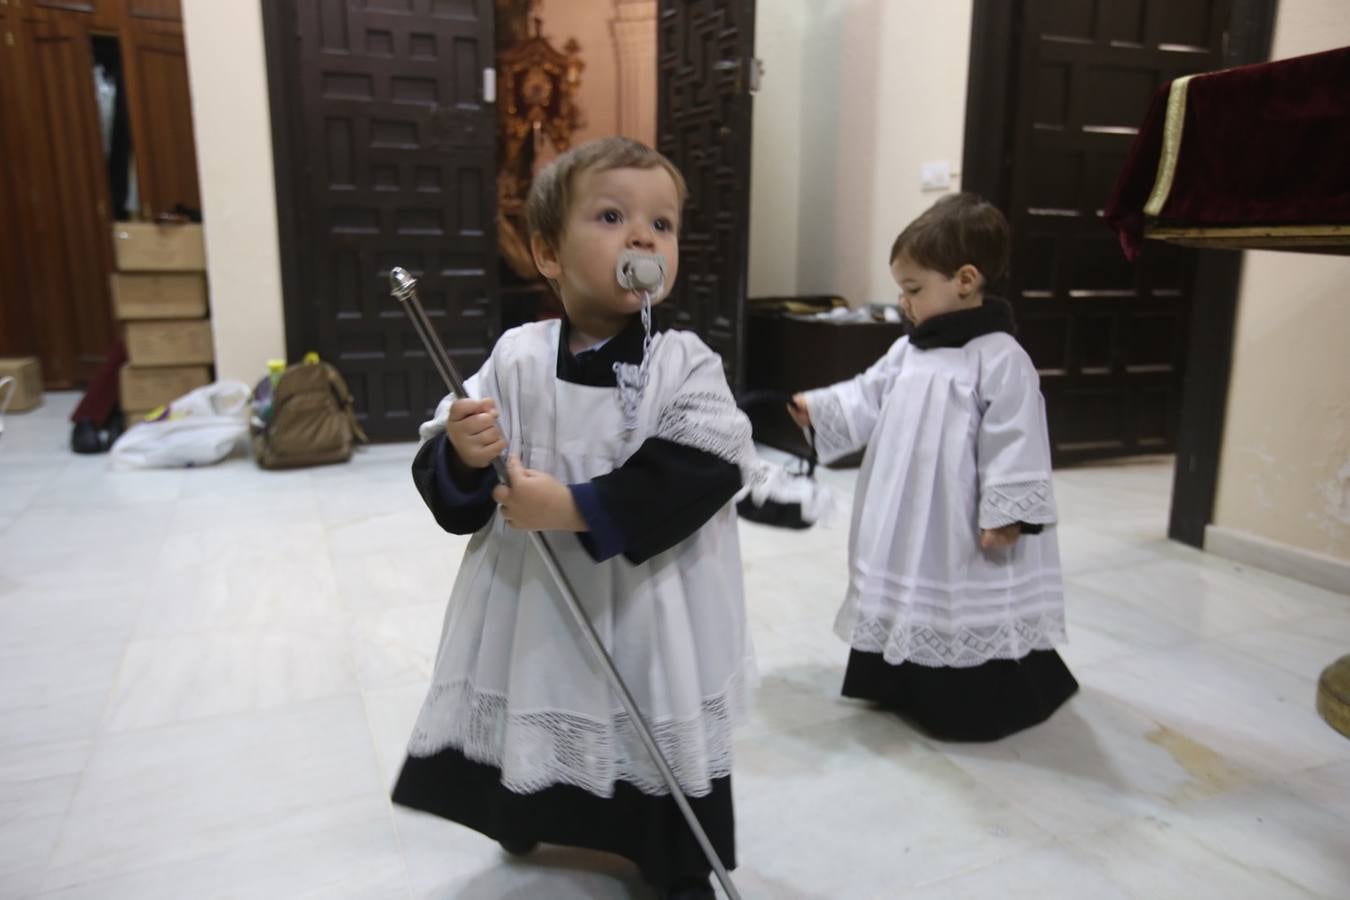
[960,0,1277,548]
[260,0,310,366]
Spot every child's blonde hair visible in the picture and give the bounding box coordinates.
[525,136,688,250]
[890,193,1010,284]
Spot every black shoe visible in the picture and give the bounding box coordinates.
[658,878,715,899]
[71,419,104,454]
[104,410,126,444]
[498,837,538,856]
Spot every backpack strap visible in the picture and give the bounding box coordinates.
[322,363,369,445]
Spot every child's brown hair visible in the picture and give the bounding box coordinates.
[889,193,1010,284]
[526,136,688,250]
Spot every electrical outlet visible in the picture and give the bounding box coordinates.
[920,161,952,192]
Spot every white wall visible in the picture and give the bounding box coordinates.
[750,0,974,305]
[181,0,286,383]
[1211,1,1350,564]
[536,0,620,144]
[748,0,807,297]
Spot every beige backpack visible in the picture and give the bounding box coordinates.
[251,361,367,469]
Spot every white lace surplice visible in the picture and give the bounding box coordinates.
[804,332,1066,669]
[410,321,754,798]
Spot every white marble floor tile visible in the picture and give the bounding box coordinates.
[0,773,77,886]
[348,602,445,691]
[1073,555,1343,641]
[102,621,358,732]
[1154,776,1350,898]
[0,638,124,748]
[0,582,142,652]
[30,466,185,511]
[38,796,405,900]
[741,549,848,629]
[1217,611,1350,684]
[328,508,454,558]
[0,505,171,587]
[362,684,428,789]
[0,739,92,786]
[1280,759,1350,826]
[44,696,386,890]
[1082,641,1349,780]
[317,472,426,528]
[733,711,1055,895]
[1058,578,1201,668]
[329,543,465,616]
[940,687,1262,841]
[909,815,1318,899]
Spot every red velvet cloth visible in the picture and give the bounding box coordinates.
[70,340,127,425]
[1105,46,1350,260]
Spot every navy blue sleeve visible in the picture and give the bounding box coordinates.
[569,482,626,562]
[587,438,742,565]
[411,433,500,535]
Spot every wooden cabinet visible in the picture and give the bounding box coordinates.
[0,0,199,388]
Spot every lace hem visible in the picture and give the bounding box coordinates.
[844,613,1066,668]
[407,673,748,798]
[979,480,1056,529]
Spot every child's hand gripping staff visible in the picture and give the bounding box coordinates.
[389,260,743,900]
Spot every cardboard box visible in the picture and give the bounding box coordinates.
[119,365,210,413]
[111,273,208,320]
[0,356,43,412]
[112,222,206,271]
[125,320,215,366]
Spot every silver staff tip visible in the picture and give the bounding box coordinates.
[389,267,418,300]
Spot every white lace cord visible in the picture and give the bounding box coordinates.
[612,286,658,434]
[0,375,15,443]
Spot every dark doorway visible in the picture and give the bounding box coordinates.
[963,0,1275,544]
[264,0,499,443]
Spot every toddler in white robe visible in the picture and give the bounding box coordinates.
[790,193,1078,741]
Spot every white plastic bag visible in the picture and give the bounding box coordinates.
[110,380,251,469]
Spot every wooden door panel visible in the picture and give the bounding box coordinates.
[656,0,754,390]
[27,18,117,385]
[127,0,181,23]
[124,29,199,216]
[0,15,39,361]
[1009,0,1230,461]
[275,0,498,441]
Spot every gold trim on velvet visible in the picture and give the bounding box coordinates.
[1144,74,1197,218]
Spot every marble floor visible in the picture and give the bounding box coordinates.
[1,394,1347,899]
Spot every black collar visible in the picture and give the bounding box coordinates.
[556,314,653,386]
[909,296,1017,349]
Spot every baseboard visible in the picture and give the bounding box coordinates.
[1204,525,1350,596]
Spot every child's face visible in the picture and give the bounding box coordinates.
[890,253,981,326]
[533,165,681,326]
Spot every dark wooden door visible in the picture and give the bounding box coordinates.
[0,10,39,366]
[268,0,498,442]
[999,0,1231,463]
[655,0,755,391]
